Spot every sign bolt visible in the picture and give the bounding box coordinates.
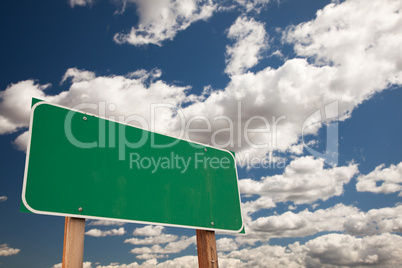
[78,207,83,212]
[83,116,87,121]
[211,222,214,226]
[204,148,207,152]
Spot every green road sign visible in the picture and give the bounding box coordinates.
[22,101,243,233]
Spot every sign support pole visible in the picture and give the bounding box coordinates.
[196,229,219,268]
[62,217,85,268]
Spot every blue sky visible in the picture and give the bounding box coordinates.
[1,0,402,267]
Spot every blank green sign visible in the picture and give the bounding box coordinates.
[22,102,243,232]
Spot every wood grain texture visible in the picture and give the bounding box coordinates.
[196,230,219,268]
[62,217,85,268]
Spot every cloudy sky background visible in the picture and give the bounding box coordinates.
[1,0,402,267]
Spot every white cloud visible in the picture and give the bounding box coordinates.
[285,0,402,86]
[244,203,402,240]
[86,232,402,267]
[0,80,49,135]
[135,254,167,260]
[356,162,402,195]
[240,196,276,229]
[172,0,402,163]
[0,244,20,256]
[130,236,196,255]
[344,205,402,236]
[218,257,247,267]
[124,234,178,245]
[96,256,245,268]
[302,233,402,267]
[239,156,358,204]
[68,0,94,8]
[248,203,358,238]
[12,131,29,152]
[87,220,125,226]
[96,256,197,268]
[150,256,197,268]
[216,237,239,252]
[85,227,126,237]
[2,0,402,167]
[61,68,96,83]
[225,233,402,268]
[56,220,402,267]
[223,243,304,268]
[0,196,7,202]
[0,68,192,151]
[235,0,270,13]
[225,16,268,75]
[126,226,192,259]
[241,196,276,215]
[113,0,216,46]
[52,262,92,268]
[93,261,148,268]
[132,225,164,237]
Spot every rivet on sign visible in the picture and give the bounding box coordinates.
[83,116,87,121]
[78,207,83,212]
[211,222,214,226]
[204,148,207,152]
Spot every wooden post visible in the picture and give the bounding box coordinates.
[196,229,219,268]
[62,217,85,268]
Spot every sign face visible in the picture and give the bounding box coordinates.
[22,102,243,233]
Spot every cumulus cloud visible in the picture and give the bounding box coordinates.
[216,237,239,252]
[10,0,395,169]
[225,233,402,267]
[68,0,94,8]
[0,244,20,256]
[61,231,402,267]
[130,236,196,255]
[248,203,358,238]
[135,254,167,260]
[124,234,178,245]
[302,233,402,267]
[96,256,245,267]
[344,205,402,236]
[243,203,402,241]
[96,256,197,268]
[125,226,188,258]
[113,0,216,46]
[169,0,402,163]
[223,243,304,268]
[239,156,358,204]
[225,16,268,75]
[85,227,126,237]
[0,80,49,135]
[285,0,402,87]
[0,68,192,151]
[52,261,92,268]
[12,131,29,152]
[239,196,276,229]
[2,0,402,166]
[3,0,402,163]
[235,0,270,13]
[356,162,402,195]
[87,220,125,226]
[0,196,7,202]
[95,232,402,267]
[241,196,275,215]
[132,225,165,236]
[61,68,96,83]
